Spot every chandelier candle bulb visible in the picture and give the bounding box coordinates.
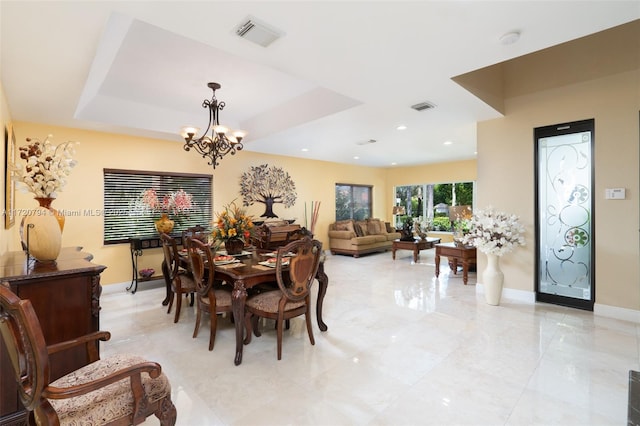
[181,127,199,139]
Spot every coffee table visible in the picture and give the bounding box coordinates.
[392,237,441,262]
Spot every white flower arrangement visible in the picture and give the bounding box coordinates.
[12,135,78,198]
[462,206,526,256]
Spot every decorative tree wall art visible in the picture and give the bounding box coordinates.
[240,164,297,218]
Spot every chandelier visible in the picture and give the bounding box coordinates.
[181,82,246,169]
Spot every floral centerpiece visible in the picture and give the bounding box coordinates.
[12,135,78,198]
[212,201,254,254]
[462,206,525,256]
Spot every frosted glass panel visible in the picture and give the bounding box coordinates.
[537,129,592,302]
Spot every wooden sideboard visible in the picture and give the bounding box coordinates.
[0,247,106,425]
[252,223,301,250]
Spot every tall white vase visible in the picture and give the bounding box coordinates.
[483,253,504,305]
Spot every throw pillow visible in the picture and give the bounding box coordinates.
[354,223,365,237]
[373,218,387,234]
[335,220,355,234]
[367,219,381,235]
[355,220,369,236]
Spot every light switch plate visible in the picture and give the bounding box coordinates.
[605,188,626,199]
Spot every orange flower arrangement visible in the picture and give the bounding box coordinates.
[212,201,254,243]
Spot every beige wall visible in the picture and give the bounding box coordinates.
[477,69,640,311]
[3,120,393,286]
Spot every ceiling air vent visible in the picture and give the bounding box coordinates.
[411,101,436,112]
[235,17,283,47]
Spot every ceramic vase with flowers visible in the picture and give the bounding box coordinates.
[12,135,78,262]
[140,188,193,235]
[212,201,254,255]
[462,207,526,305]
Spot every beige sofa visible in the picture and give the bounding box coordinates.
[328,218,401,257]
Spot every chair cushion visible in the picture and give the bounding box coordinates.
[201,289,233,309]
[48,354,171,425]
[175,271,196,291]
[246,290,305,314]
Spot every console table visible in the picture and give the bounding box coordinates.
[435,242,477,285]
[128,237,167,293]
[0,247,106,425]
[392,237,441,262]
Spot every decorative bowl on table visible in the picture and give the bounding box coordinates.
[139,268,155,279]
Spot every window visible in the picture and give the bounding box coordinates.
[394,182,475,229]
[335,184,372,221]
[103,169,212,244]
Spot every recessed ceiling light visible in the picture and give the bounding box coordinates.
[500,31,520,45]
[396,125,407,131]
[391,162,397,166]
[353,156,360,160]
[301,148,309,152]
[444,140,453,145]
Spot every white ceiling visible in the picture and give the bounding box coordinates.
[1,1,639,167]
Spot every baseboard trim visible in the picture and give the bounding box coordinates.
[475,285,640,323]
[102,279,165,295]
[594,303,640,324]
[476,284,535,304]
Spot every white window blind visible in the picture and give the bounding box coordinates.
[103,169,212,244]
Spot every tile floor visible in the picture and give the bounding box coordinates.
[101,248,639,425]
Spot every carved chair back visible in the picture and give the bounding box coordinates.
[182,225,208,246]
[0,282,49,413]
[275,236,322,302]
[160,232,181,280]
[185,237,214,298]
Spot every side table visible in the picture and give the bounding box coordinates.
[435,242,477,285]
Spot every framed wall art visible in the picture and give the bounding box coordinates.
[4,125,16,229]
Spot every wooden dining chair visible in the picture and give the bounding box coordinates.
[243,236,322,360]
[181,225,208,245]
[160,233,196,323]
[185,237,233,351]
[0,283,177,425]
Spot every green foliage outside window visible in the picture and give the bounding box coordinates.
[394,181,474,223]
[432,216,452,231]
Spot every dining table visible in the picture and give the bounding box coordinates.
[161,248,328,365]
